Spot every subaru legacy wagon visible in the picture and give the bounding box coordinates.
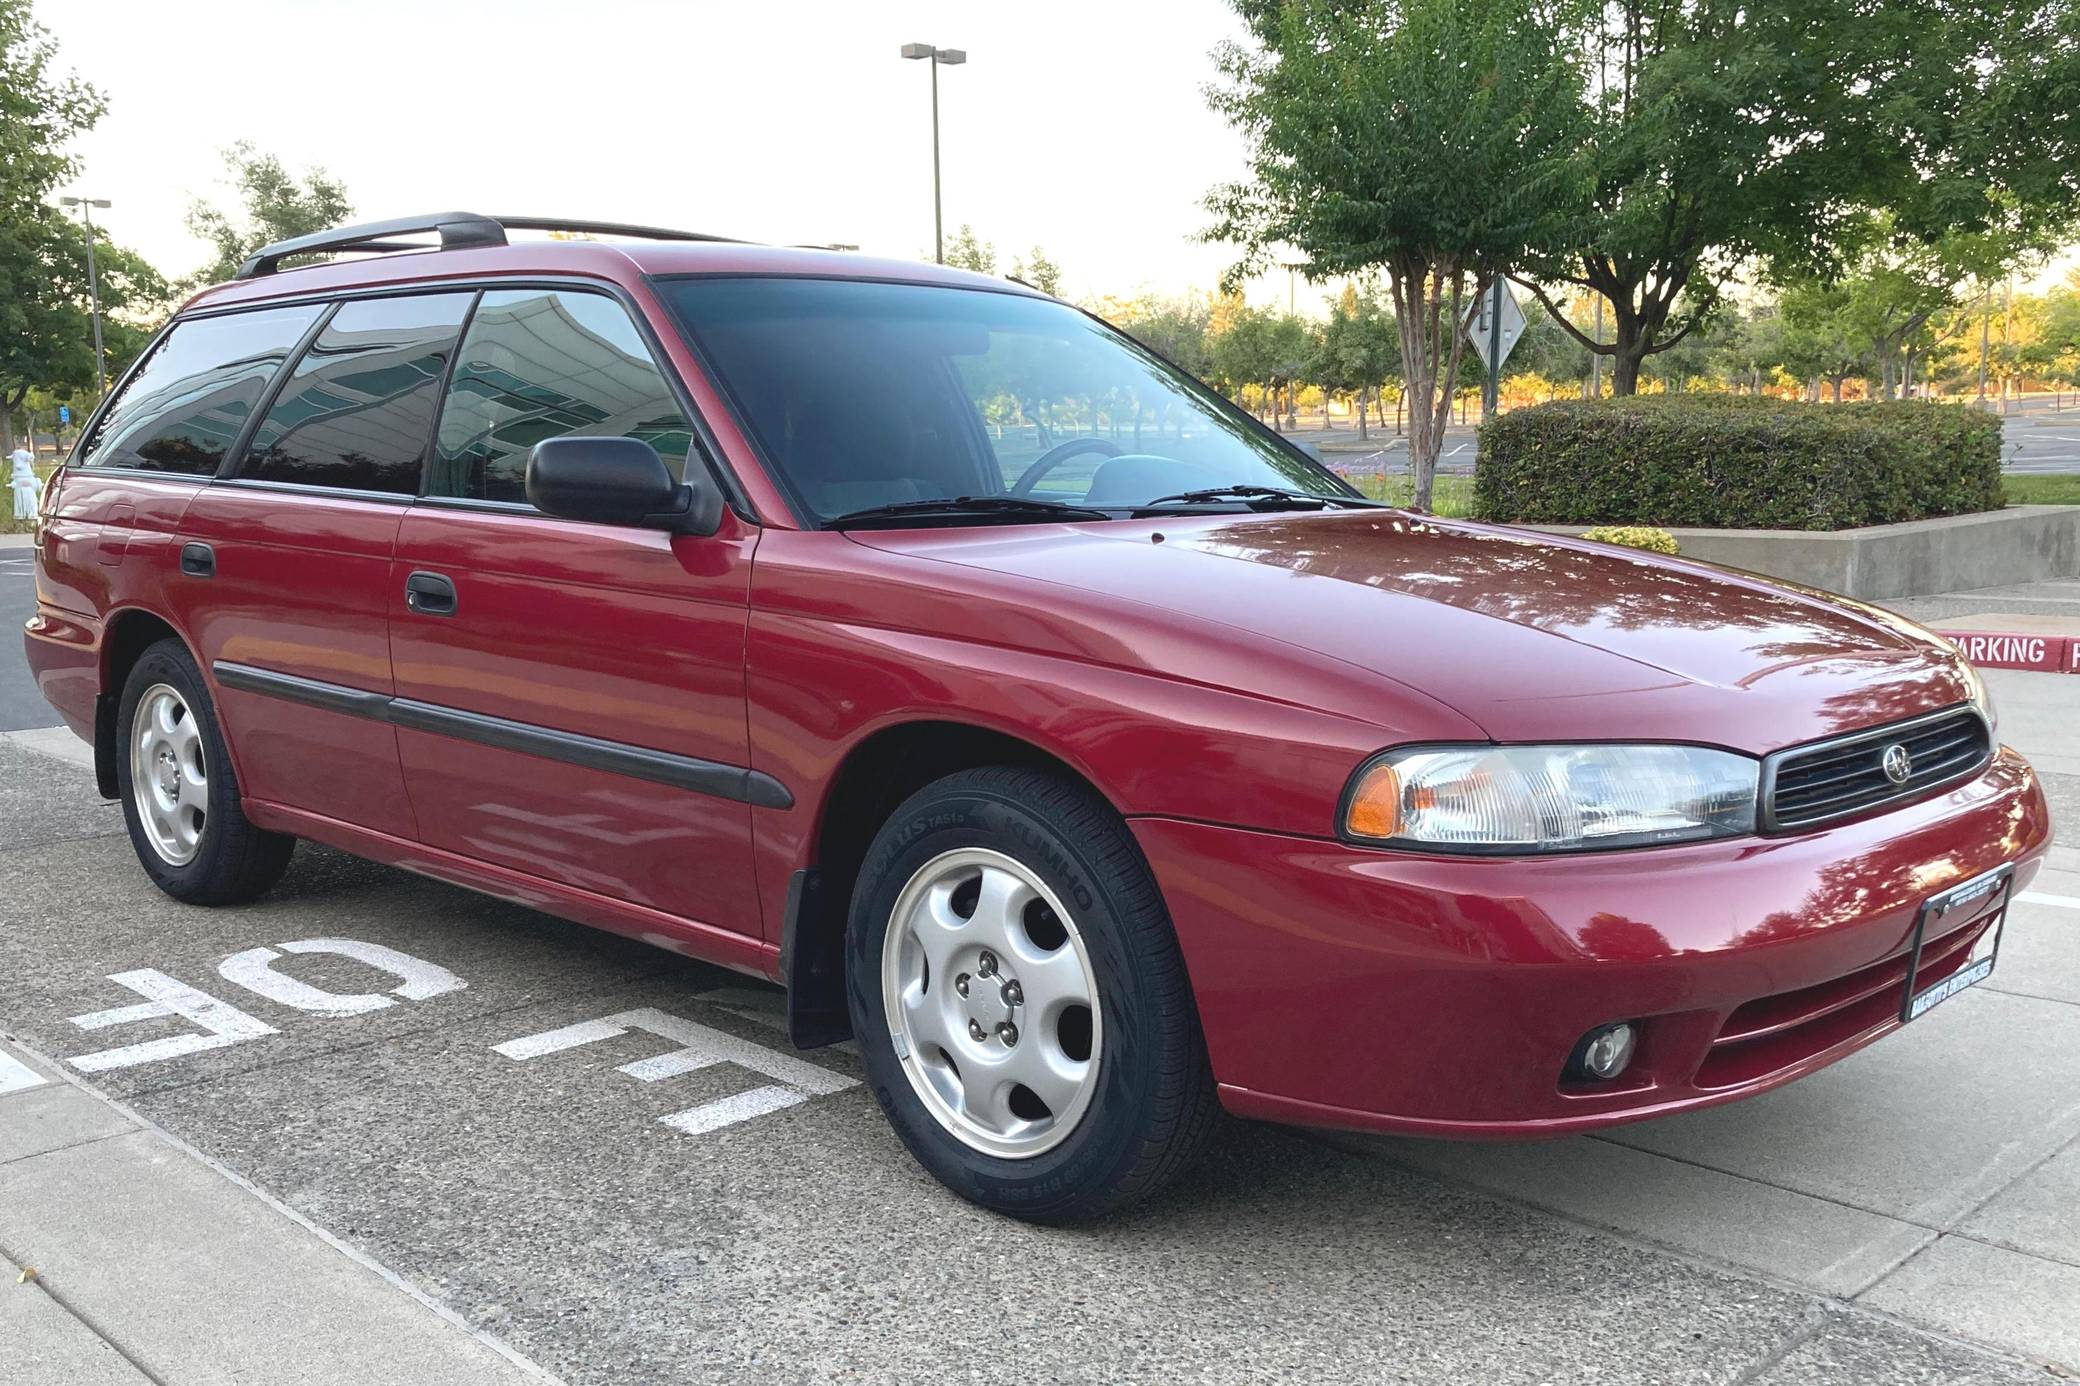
[26,213,2050,1219]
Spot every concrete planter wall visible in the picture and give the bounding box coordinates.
[1524,505,2080,600]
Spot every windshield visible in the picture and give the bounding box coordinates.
[661,277,1352,523]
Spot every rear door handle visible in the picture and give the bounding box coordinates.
[179,542,215,577]
[404,570,457,617]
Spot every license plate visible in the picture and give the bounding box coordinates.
[1901,865,2012,1023]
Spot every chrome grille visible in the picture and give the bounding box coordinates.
[1761,706,1992,832]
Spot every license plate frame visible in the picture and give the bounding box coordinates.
[1900,863,2013,1024]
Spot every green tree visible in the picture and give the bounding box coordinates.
[1206,0,1591,507]
[1208,303,1275,409]
[1312,284,1401,438]
[1777,280,1871,402]
[0,0,105,452]
[1520,0,2080,396]
[186,142,353,286]
[941,224,996,275]
[1096,293,1216,380]
[1010,246,1063,296]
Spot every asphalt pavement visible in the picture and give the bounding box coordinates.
[1,541,44,731]
[2,565,2078,1383]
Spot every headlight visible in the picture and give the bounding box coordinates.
[1343,744,1759,853]
[1958,659,1998,736]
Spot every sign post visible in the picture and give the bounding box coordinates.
[1468,279,1526,423]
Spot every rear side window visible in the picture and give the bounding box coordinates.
[427,289,691,505]
[241,293,473,495]
[78,305,323,474]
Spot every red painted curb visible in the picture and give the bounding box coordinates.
[1937,629,2080,674]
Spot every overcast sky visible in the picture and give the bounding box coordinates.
[35,0,1322,308]
[37,0,2073,311]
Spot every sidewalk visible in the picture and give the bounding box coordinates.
[1,1038,557,1386]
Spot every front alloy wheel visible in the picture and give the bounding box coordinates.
[847,764,1217,1221]
[881,847,1102,1159]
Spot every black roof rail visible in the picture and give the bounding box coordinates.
[232,213,747,281]
[233,212,507,279]
[490,216,745,244]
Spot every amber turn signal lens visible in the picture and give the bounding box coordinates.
[1344,762,1401,840]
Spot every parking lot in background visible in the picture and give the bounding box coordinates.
[2,560,2077,1382]
[1283,404,2080,480]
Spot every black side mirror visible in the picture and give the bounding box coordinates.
[523,437,725,536]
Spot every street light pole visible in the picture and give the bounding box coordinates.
[901,43,967,264]
[59,195,112,397]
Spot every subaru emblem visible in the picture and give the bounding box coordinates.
[1881,743,1912,784]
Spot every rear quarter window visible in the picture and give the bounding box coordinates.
[78,304,324,475]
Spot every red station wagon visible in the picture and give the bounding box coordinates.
[26,213,2051,1218]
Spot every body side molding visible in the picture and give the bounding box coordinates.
[212,660,792,810]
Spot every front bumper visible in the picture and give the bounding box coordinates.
[1134,745,2051,1138]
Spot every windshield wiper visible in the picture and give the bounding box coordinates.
[825,495,1112,529]
[1136,484,1382,510]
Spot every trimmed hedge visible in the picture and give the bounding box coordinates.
[1474,396,2004,531]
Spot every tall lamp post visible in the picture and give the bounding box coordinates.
[900,43,966,264]
[59,195,112,397]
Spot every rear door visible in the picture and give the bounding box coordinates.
[174,291,474,839]
[387,286,763,942]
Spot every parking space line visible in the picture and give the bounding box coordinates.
[2019,892,2080,911]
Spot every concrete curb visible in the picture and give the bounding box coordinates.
[0,1035,566,1386]
[1525,506,2080,600]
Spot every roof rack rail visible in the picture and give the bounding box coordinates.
[233,212,507,279]
[233,212,747,280]
[490,216,745,244]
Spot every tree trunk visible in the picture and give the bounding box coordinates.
[1355,386,1369,441]
[1830,377,1844,404]
[1611,350,1644,396]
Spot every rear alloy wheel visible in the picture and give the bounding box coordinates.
[115,638,295,905]
[130,681,209,866]
[847,765,1217,1220]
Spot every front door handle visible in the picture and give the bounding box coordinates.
[404,570,457,617]
[179,542,215,578]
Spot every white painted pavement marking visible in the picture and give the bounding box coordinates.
[68,969,278,1072]
[218,937,467,1016]
[494,1006,857,1137]
[661,1085,807,1136]
[0,1044,48,1094]
[2020,891,2080,911]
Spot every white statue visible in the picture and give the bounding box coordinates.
[9,446,41,521]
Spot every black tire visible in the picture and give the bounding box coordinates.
[845,764,1217,1220]
[114,638,294,905]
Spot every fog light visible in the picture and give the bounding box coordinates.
[1574,1023,1637,1081]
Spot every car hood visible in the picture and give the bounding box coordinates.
[847,510,1969,753]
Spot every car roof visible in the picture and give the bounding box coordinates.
[182,238,1041,315]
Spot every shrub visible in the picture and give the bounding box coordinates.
[1474,396,2004,530]
[1580,525,1679,554]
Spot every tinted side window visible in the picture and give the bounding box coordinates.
[240,294,473,495]
[79,305,323,474]
[428,289,691,504]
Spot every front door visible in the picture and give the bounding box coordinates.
[387,286,763,943]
